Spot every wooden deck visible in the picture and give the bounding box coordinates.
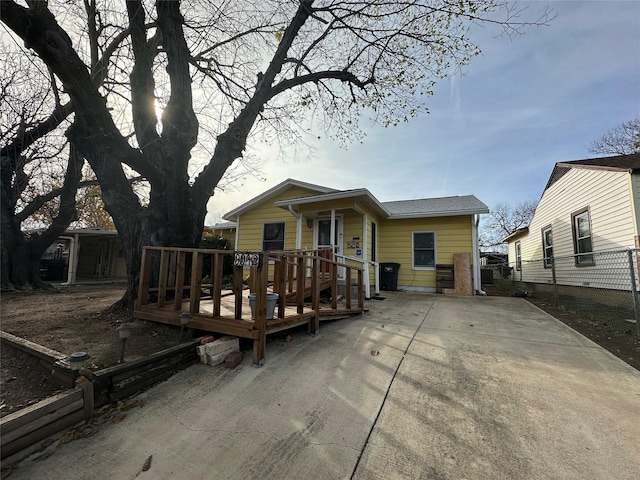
[133,247,365,365]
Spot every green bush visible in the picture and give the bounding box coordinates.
[200,233,234,276]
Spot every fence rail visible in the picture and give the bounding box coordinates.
[482,248,640,335]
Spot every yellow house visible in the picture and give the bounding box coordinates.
[218,179,488,297]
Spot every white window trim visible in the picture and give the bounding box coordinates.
[412,231,436,270]
[542,226,553,268]
[515,241,522,271]
[572,208,595,266]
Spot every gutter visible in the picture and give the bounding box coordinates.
[388,208,489,219]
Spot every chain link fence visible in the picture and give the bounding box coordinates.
[481,249,640,335]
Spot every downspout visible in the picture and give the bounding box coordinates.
[288,205,302,249]
[234,216,240,250]
[472,214,484,294]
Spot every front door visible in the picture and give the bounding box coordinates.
[315,216,344,278]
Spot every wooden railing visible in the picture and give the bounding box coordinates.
[134,247,364,365]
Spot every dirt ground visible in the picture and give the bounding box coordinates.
[1,284,179,418]
[1,283,638,420]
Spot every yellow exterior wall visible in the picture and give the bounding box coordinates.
[378,215,473,289]
[235,186,319,251]
[232,185,475,290]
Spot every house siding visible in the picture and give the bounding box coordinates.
[509,168,637,289]
[235,186,318,251]
[379,215,473,289]
[523,168,634,259]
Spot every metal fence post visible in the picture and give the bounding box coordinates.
[627,249,640,335]
[551,256,558,307]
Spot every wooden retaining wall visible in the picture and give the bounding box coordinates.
[88,339,201,407]
[0,382,93,464]
[0,334,201,466]
[1,331,78,388]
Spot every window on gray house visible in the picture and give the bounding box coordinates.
[542,226,553,268]
[572,208,594,266]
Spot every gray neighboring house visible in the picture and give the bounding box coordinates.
[40,227,127,284]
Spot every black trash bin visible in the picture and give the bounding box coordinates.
[46,259,66,281]
[380,262,400,291]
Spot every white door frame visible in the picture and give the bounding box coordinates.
[314,213,344,278]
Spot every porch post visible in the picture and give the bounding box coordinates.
[363,213,370,298]
[330,209,336,253]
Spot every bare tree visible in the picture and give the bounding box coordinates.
[589,117,640,156]
[0,49,81,291]
[1,1,553,305]
[480,200,537,252]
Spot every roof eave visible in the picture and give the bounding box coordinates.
[388,207,489,219]
[222,179,334,220]
[502,227,529,243]
[555,162,633,174]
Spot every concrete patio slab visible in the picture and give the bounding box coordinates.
[353,295,640,480]
[6,293,640,480]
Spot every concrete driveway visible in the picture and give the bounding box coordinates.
[8,293,640,479]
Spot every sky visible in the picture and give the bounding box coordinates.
[205,1,640,225]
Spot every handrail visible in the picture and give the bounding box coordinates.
[135,245,365,365]
[268,252,364,271]
[335,254,380,298]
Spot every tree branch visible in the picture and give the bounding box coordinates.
[268,69,373,101]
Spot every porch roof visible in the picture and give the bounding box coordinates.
[273,188,389,217]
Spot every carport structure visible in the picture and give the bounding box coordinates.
[133,246,365,365]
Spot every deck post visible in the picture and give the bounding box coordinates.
[296,257,305,314]
[331,263,338,309]
[310,257,320,334]
[188,252,203,315]
[252,256,268,366]
[358,270,364,310]
[233,265,244,319]
[345,269,352,309]
[173,251,186,310]
[168,250,177,288]
[275,255,286,319]
[158,249,169,307]
[137,248,152,307]
[212,253,223,317]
